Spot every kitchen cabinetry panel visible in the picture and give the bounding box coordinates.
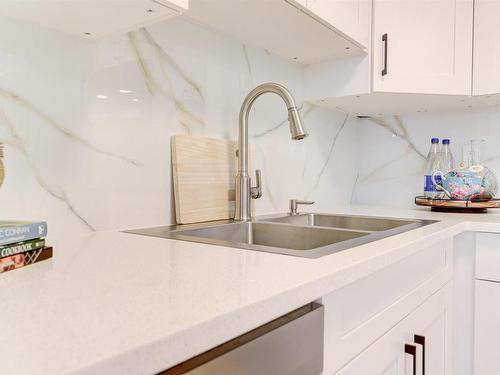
[186,0,367,65]
[336,347,404,375]
[452,232,476,375]
[0,0,187,39]
[323,240,452,373]
[336,285,451,375]
[476,232,500,282]
[307,0,370,47]
[305,0,476,114]
[473,0,500,95]
[474,279,500,375]
[372,0,473,95]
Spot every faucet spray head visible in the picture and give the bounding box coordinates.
[288,107,307,140]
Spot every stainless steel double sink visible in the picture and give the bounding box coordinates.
[127,213,437,258]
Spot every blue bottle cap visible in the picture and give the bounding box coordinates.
[431,138,439,144]
[442,139,450,144]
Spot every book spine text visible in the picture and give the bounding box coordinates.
[0,239,46,258]
[0,222,47,245]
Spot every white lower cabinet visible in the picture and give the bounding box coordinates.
[323,232,500,375]
[474,280,500,375]
[336,284,451,375]
[474,233,500,374]
[322,240,452,374]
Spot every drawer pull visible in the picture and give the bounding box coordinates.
[414,334,426,375]
[382,33,388,76]
[405,344,417,375]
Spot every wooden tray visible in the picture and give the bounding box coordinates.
[415,196,500,213]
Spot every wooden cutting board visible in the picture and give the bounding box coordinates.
[172,135,253,224]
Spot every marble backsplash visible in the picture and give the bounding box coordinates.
[352,108,500,208]
[4,12,500,238]
[0,15,358,237]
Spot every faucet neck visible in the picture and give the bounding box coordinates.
[235,83,304,221]
[237,83,297,175]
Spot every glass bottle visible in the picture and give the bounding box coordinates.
[424,138,443,199]
[441,139,455,174]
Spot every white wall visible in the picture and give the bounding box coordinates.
[0,15,359,237]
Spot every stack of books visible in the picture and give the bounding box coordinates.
[0,220,52,274]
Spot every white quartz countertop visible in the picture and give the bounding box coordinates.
[2,205,500,375]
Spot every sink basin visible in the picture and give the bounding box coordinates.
[127,221,369,257]
[171,222,368,250]
[259,213,418,232]
[126,214,437,258]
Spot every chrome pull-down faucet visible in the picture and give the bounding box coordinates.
[235,83,307,221]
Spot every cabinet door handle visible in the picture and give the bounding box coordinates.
[414,335,426,375]
[405,344,417,375]
[382,33,388,76]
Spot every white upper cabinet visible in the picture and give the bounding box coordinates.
[0,0,188,39]
[307,0,370,47]
[372,0,473,95]
[304,0,478,115]
[185,0,367,64]
[473,0,500,96]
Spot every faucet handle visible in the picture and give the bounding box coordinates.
[289,199,315,215]
[251,169,262,199]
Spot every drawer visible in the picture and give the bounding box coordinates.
[336,283,451,375]
[476,232,500,282]
[162,303,324,375]
[322,239,452,374]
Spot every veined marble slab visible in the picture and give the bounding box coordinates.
[0,14,358,237]
[353,109,500,208]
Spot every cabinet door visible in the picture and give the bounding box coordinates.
[322,242,451,374]
[372,0,473,95]
[307,0,370,47]
[474,280,500,375]
[473,0,500,95]
[336,285,451,375]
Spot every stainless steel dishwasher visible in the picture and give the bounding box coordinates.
[160,303,324,375]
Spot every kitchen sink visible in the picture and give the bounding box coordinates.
[126,214,437,258]
[259,213,419,232]
[170,222,367,250]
